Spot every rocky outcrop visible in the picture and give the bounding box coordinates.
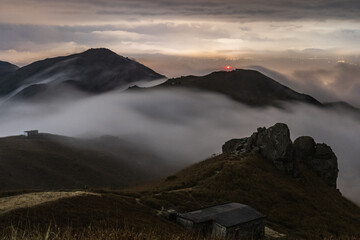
[293,137,338,187]
[293,136,316,162]
[222,123,339,188]
[222,138,250,156]
[248,123,295,175]
[310,143,338,188]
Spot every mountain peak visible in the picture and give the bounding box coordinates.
[0,61,19,78]
[0,48,165,99]
[81,48,119,57]
[159,68,321,107]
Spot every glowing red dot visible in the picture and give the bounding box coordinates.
[226,66,231,70]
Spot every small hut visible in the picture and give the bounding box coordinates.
[24,130,39,138]
[176,202,265,239]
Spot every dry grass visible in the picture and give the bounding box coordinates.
[0,191,99,214]
[1,225,211,240]
[0,194,207,239]
[1,224,358,240]
[130,153,360,239]
[1,154,359,240]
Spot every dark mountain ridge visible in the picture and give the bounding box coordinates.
[153,69,360,116]
[1,50,359,115]
[157,69,322,107]
[0,61,18,79]
[0,48,165,100]
[323,101,360,112]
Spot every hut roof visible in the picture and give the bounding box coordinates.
[178,202,265,227]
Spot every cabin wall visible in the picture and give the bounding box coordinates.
[211,222,227,239]
[176,217,213,236]
[193,221,212,236]
[176,217,194,230]
[225,219,265,240]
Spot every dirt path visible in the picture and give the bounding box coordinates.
[0,191,100,215]
[265,226,286,238]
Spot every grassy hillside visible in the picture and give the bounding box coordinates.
[0,134,174,191]
[0,152,359,239]
[133,153,360,239]
[0,193,209,240]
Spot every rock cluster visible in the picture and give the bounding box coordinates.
[222,123,338,188]
[222,137,250,157]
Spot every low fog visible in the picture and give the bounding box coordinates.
[0,89,359,205]
[250,62,360,108]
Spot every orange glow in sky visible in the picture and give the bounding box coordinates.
[225,66,231,70]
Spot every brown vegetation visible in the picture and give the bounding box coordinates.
[0,153,359,239]
[132,153,360,239]
[0,134,171,191]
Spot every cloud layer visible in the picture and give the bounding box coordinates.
[250,62,360,107]
[3,0,360,23]
[0,89,359,205]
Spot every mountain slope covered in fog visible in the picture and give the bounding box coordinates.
[158,69,322,107]
[1,126,359,239]
[1,49,358,114]
[0,133,177,190]
[153,69,360,116]
[0,48,165,101]
[0,61,18,79]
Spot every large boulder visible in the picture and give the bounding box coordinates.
[294,137,338,187]
[255,123,293,161]
[308,143,338,188]
[293,136,316,162]
[222,138,249,154]
[249,123,295,174]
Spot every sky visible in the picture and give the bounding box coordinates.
[1,0,360,63]
[0,0,360,105]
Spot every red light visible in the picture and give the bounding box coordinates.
[226,66,231,70]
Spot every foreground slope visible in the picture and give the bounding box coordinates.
[0,191,211,240]
[134,124,360,239]
[136,154,359,238]
[0,150,358,239]
[0,133,175,190]
[0,124,359,239]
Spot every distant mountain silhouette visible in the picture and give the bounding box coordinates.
[0,48,165,100]
[0,61,18,79]
[323,101,360,112]
[156,69,360,115]
[1,51,359,115]
[157,69,321,107]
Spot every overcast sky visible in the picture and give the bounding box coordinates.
[1,0,360,61]
[1,0,360,105]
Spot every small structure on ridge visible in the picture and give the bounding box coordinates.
[24,130,39,138]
